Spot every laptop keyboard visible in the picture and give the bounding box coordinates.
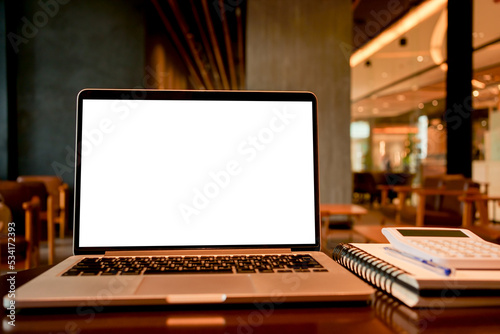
[62,254,328,276]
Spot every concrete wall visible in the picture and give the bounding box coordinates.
[13,0,146,186]
[246,0,352,203]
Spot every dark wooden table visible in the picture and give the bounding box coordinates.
[2,266,500,333]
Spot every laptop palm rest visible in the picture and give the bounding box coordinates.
[136,276,256,301]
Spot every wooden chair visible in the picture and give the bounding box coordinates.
[0,182,44,269]
[379,175,480,227]
[23,196,42,269]
[459,195,500,244]
[378,175,443,225]
[16,176,69,264]
[353,172,379,205]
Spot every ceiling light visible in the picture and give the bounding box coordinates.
[440,63,448,71]
[483,74,492,81]
[417,56,424,62]
[437,124,444,131]
[430,9,447,64]
[357,106,364,112]
[432,100,438,106]
[473,90,479,97]
[472,79,486,89]
[418,103,424,109]
[350,0,447,67]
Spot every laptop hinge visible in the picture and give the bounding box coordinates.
[104,249,293,256]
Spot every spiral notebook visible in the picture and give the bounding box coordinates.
[332,243,500,308]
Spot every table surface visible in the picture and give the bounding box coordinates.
[320,204,368,216]
[2,266,500,333]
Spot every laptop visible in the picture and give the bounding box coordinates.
[5,89,373,308]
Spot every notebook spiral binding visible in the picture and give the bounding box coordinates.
[332,243,409,295]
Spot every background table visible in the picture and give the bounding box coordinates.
[319,204,368,249]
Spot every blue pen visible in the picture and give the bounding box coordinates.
[384,247,454,276]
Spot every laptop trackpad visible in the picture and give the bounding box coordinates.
[136,276,256,296]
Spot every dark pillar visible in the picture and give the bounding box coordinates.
[0,0,17,180]
[246,0,352,203]
[445,0,473,177]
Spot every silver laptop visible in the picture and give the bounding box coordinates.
[5,89,373,308]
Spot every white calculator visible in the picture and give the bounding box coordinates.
[382,227,500,269]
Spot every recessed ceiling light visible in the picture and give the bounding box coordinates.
[432,100,438,106]
[473,90,479,97]
[481,120,488,127]
[418,103,424,109]
[357,106,364,112]
[417,56,424,62]
[437,124,444,131]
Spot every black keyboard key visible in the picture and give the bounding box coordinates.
[62,270,80,276]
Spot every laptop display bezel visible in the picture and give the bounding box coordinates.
[73,89,320,255]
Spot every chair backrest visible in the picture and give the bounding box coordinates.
[440,178,480,215]
[421,176,445,210]
[353,172,377,193]
[17,176,63,211]
[0,181,48,235]
[382,172,415,187]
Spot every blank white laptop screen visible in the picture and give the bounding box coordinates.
[77,96,316,248]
